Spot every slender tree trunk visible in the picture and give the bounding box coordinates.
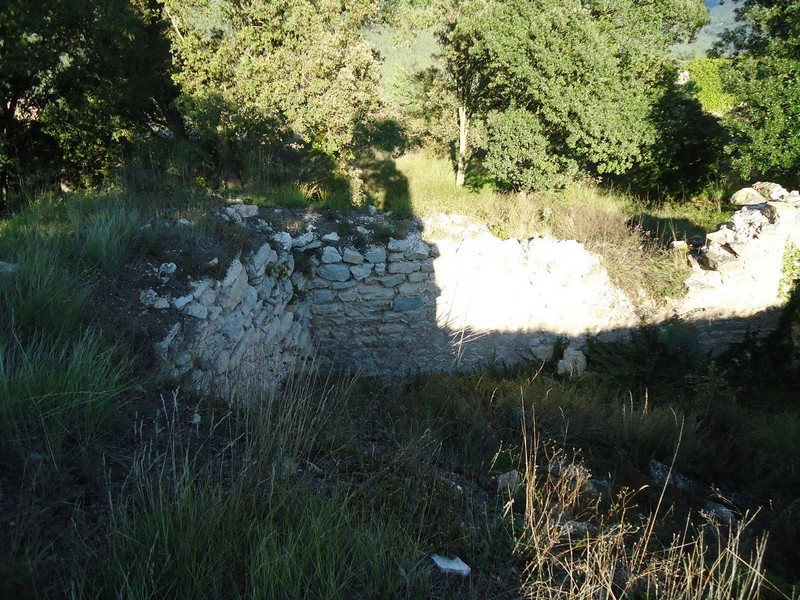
[1,98,18,214]
[456,105,469,187]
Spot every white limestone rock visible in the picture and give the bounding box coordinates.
[557,347,587,378]
[364,246,387,263]
[171,294,194,310]
[272,232,292,250]
[158,262,177,278]
[350,263,373,280]
[730,187,766,205]
[431,555,470,577]
[184,302,208,319]
[387,238,409,252]
[291,232,316,248]
[318,263,351,282]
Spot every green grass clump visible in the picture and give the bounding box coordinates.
[0,240,89,339]
[0,330,129,466]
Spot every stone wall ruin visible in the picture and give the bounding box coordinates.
[145,183,800,392]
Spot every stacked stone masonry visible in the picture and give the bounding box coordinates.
[149,182,800,392]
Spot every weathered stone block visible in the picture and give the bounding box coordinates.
[254,305,275,328]
[240,285,259,315]
[219,270,249,310]
[331,280,357,290]
[364,246,387,263]
[358,286,395,301]
[407,271,427,284]
[307,277,331,290]
[319,263,351,281]
[405,282,431,298]
[232,204,259,219]
[214,350,231,375]
[338,288,357,302]
[387,238,409,252]
[190,278,214,299]
[322,246,342,263]
[312,303,341,316]
[380,274,406,287]
[405,243,430,260]
[222,259,244,288]
[730,187,765,206]
[230,327,256,366]
[291,232,316,248]
[221,310,246,340]
[249,244,277,278]
[350,263,373,280]
[342,247,364,264]
[185,302,208,320]
[171,294,194,310]
[313,290,335,303]
[388,261,420,274]
[394,297,423,311]
[382,311,406,323]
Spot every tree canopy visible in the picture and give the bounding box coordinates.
[163,0,383,186]
[433,0,709,191]
[0,0,175,206]
[717,0,800,187]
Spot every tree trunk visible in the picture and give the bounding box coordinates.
[1,97,18,214]
[456,105,469,187]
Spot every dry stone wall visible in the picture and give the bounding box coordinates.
[292,232,455,376]
[147,240,311,394]
[146,182,800,392]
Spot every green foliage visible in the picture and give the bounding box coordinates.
[0,330,129,467]
[626,77,728,198]
[0,240,88,340]
[717,0,800,188]
[164,0,383,179]
[392,65,459,156]
[0,1,176,206]
[687,57,736,114]
[780,243,800,300]
[483,108,577,191]
[435,0,710,191]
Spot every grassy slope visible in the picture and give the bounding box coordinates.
[378,151,734,303]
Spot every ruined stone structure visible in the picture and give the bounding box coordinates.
[143,183,800,393]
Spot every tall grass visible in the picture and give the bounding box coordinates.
[515,422,771,599]
[0,330,130,466]
[0,241,89,339]
[90,369,432,598]
[394,152,692,301]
